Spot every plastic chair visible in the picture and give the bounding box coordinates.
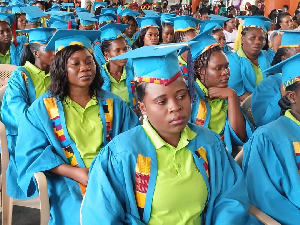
[241,95,257,128]
[0,64,17,88]
[234,148,280,225]
[0,121,50,225]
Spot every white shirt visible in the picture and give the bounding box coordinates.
[223,29,238,49]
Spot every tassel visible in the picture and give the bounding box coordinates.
[68,20,71,30]
[12,20,17,46]
[117,14,120,23]
[95,22,98,30]
[186,46,196,103]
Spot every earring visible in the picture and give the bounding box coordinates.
[143,114,148,121]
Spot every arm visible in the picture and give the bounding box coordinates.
[239,92,251,102]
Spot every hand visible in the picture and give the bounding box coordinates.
[208,87,237,100]
[73,167,89,187]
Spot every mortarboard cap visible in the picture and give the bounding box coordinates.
[93,2,107,11]
[97,14,116,24]
[99,23,128,42]
[264,52,300,89]
[143,10,160,17]
[101,7,117,15]
[118,8,140,17]
[75,7,89,13]
[161,13,176,25]
[200,18,229,33]
[21,6,47,23]
[17,27,55,44]
[8,4,24,14]
[136,16,160,29]
[0,13,14,25]
[238,16,272,31]
[0,5,7,13]
[278,30,300,48]
[78,14,97,26]
[45,29,101,53]
[61,3,74,11]
[170,15,200,32]
[50,20,69,29]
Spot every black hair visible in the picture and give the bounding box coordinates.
[48,45,104,100]
[211,28,223,35]
[95,7,103,15]
[276,12,291,29]
[279,82,300,115]
[20,43,41,66]
[132,27,159,49]
[283,5,289,10]
[135,82,149,102]
[271,47,289,66]
[248,5,264,16]
[100,36,126,54]
[199,7,209,16]
[173,29,195,43]
[224,15,234,27]
[193,45,222,83]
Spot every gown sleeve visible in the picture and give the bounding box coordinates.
[81,142,144,225]
[227,54,246,97]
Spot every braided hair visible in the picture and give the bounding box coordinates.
[193,45,222,85]
[279,82,300,115]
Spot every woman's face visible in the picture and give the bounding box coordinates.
[201,13,209,20]
[67,48,96,89]
[34,44,55,66]
[226,18,236,29]
[280,15,294,30]
[138,77,191,135]
[162,24,174,44]
[17,14,26,30]
[143,27,159,46]
[124,19,137,38]
[0,22,12,44]
[241,27,265,56]
[212,30,226,48]
[198,51,230,89]
[182,29,197,42]
[104,38,128,67]
[287,84,300,116]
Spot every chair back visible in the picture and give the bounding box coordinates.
[0,65,17,88]
[241,95,256,128]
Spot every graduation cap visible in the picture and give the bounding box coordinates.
[45,29,101,53]
[99,23,128,42]
[110,43,194,85]
[0,5,7,13]
[118,8,140,17]
[278,30,300,48]
[8,4,24,14]
[136,16,160,29]
[61,3,74,12]
[264,53,300,89]
[93,2,107,11]
[50,20,69,29]
[161,13,176,25]
[170,15,200,32]
[46,3,61,12]
[0,13,13,25]
[17,27,56,44]
[75,7,89,13]
[97,14,116,24]
[47,11,73,21]
[101,7,117,15]
[21,6,47,24]
[143,10,160,17]
[200,18,229,33]
[78,14,97,26]
[238,16,272,31]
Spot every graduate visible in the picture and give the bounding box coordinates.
[21,6,47,29]
[227,16,275,101]
[186,29,253,154]
[77,14,97,30]
[243,52,300,224]
[159,13,175,44]
[98,23,137,110]
[97,11,116,28]
[132,16,160,49]
[0,13,23,65]
[251,30,300,127]
[118,8,140,47]
[1,27,55,199]
[81,43,250,224]
[15,30,139,225]
[172,16,200,77]
[93,1,107,15]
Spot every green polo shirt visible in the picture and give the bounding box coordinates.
[285,110,300,126]
[23,61,50,99]
[62,96,103,168]
[178,55,187,66]
[196,79,227,134]
[143,120,208,225]
[237,47,263,85]
[103,63,129,105]
[0,49,10,64]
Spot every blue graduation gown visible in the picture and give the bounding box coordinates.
[81,123,250,224]
[101,64,136,109]
[15,90,139,225]
[227,50,274,96]
[0,41,24,65]
[243,116,300,224]
[251,73,282,127]
[1,66,44,199]
[190,82,254,154]
[93,40,106,66]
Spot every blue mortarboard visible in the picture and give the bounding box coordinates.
[45,29,101,53]
[78,14,97,26]
[93,2,107,11]
[0,13,14,25]
[8,4,24,14]
[0,0,9,3]
[111,43,192,85]
[117,5,122,15]
[17,27,55,44]
[97,14,116,24]
[46,3,61,12]
[101,8,117,15]
[47,11,73,21]
[171,15,200,32]
[179,27,219,61]
[50,20,69,29]
[169,11,177,17]
[136,16,160,29]
[0,5,7,12]
[61,3,74,11]
[143,10,160,17]
[99,23,128,42]
[76,12,95,18]
[75,7,89,12]
[200,18,229,33]
[238,16,272,31]
[264,53,300,89]
[276,30,300,48]
[21,6,47,23]
[46,14,77,28]
[161,13,176,25]
[118,8,140,17]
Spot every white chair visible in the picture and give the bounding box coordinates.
[0,121,50,225]
[234,148,280,225]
